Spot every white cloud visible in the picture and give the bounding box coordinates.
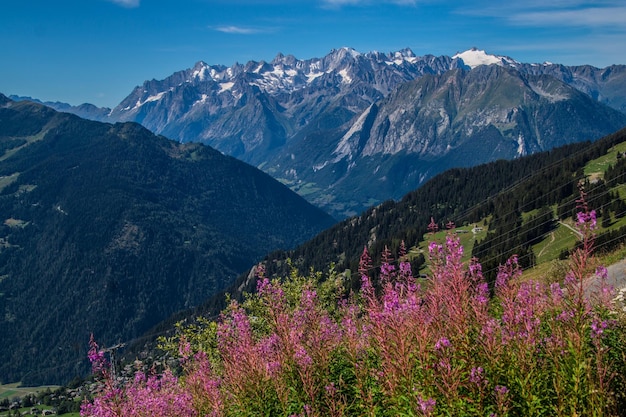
[507,6,626,28]
[213,25,264,34]
[108,0,140,8]
[457,1,626,29]
[320,0,417,7]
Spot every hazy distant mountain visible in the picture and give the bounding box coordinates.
[9,94,112,122]
[18,48,626,217]
[0,95,334,384]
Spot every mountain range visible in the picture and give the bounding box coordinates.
[0,95,334,384]
[3,43,626,385]
[18,47,626,218]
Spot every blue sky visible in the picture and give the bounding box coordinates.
[2,0,626,108]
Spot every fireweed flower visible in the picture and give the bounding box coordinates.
[596,265,608,280]
[380,261,396,281]
[257,333,282,376]
[494,385,510,414]
[481,318,499,336]
[495,256,521,292]
[470,366,486,385]
[557,309,575,322]
[256,277,286,307]
[382,288,401,312]
[428,241,443,256]
[445,234,463,264]
[475,282,490,305]
[87,334,108,375]
[594,265,615,306]
[468,258,482,278]
[435,337,451,350]
[294,346,313,367]
[418,396,436,415]
[550,282,564,303]
[576,209,597,229]
[590,319,609,339]
[134,371,146,384]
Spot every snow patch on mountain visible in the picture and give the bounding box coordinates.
[194,94,209,106]
[132,91,168,110]
[517,134,527,156]
[340,46,361,59]
[306,70,324,83]
[453,48,518,69]
[386,49,419,65]
[312,161,329,172]
[192,63,210,80]
[219,82,234,93]
[146,92,166,102]
[339,69,353,84]
[529,84,568,102]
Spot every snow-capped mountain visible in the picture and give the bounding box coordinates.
[452,47,520,69]
[298,65,626,215]
[106,47,461,166]
[27,47,626,218]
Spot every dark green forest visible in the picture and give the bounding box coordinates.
[184,127,626,313]
[0,96,334,384]
[267,129,623,280]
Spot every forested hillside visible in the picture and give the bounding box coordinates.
[270,128,624,279]
[173,126,626,324]
[0,95,335,384]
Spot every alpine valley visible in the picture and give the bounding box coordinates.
[4,46,626,388]
[27,47,626,218]
[0,95,334,384]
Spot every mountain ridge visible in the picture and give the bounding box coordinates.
[12,48,626,218]
[264,65,626,216]
[0,95,335,384]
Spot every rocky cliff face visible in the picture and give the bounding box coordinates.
[106,48,460,165]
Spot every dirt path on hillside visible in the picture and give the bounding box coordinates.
[537,232,555,258]
[559,221,583,239]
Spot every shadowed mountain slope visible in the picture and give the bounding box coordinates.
[0,95,334,384]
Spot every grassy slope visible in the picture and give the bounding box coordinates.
[414,141,626,279]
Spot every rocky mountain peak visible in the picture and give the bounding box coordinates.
[453,47,519,69]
